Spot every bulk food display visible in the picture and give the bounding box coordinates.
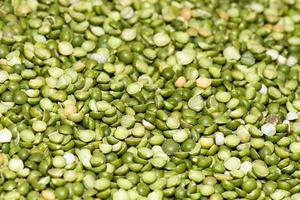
[0,0,299,199]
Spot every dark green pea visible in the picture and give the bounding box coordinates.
[235,187,247,197]
[18,181,30,196]
[278,181,291,191]
[126,172,139,185]
[48,4,59,15]
[221,180,235,190]
[106,152,118,163]
[226,120,241,130]
[1,91,13,102]
[263,181,277,195]
[131,41,144,53]
[162,139,180,155]
[175,186,187,199]
[264,154,280,166]
[13,91,28,104]
[3,180,16,191]
[247,188,261,200]
[13,64,25,74]
[72,35,84,47]
[55,187,69,200]
[242,179,257,192]
[59,27,73,41]
[0,44,9,58]
[137,183,150,196]
[198,116,213,127]
[118,50,133,64]
[290,184,300,193]
[2,143,10,154]
[197,156,212,168]
[39,160,50,175]
[161,67,175,80]
[212,161,225,173]
[175,163,186,173]
[8,81,20,91]
[181,138,196,152]
[27,191,40,200]
[18,148,30,160]
[72,182,84,196]
[164,187,175,197]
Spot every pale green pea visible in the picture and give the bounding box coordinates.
[120,115,135,128]
[149,135,164,145]
[227,98,240,109]
[230,107,245,118]
[148,190,163,200]
[58,41,73,55]
[103,63,115,74]
[209,65,221,78]
[224,157,241,171]
[143,48,156,59]
[73,47,87,57]
[188,95,204,112]
[232,70,244,80]
[253,161,269,178]
[292,99,300,111]
[225,135,240,147]
[81,40,96,52]
[188,170,205,183]
[245,87,256,100]
[138,147,153,159]
[222,191,238,199]
[52,156,66,168]
[153,32,170,46]
[245,72,260,83]
[247,40,265,53]
[0,70,9,83]
[176,49,196,65]
[121,28,137,41]
[198,57,213,69]
[150,178,167,190]
[142,171,157,184]
[217,148,231,160]
[223,46,241,60]
[289,142,300,153]
[251,138,265,149]
[99,143,112,154]
[78,130,95,142]
[117,178,133,190]
[215,91,231,103]
[114,127,129,140]
[166,117,180,129]
[32,120,47,132]
[20,129,35,143]
[263,65,277,79]
[199,184,214,196]
[8,158,24,172]
[34,47,51,60]
[167,175,180,187]
[245,114,258,124]
[126,83,142,95]
[108,37,122,49]
[120,6,134,19]
[172,129,188,143]
[113,189,130,200]
[151,156,167,168]
[40,98,53,111]
[132,124,145,137]
[174,32,189,43]
[268,87,282,99]
[249,125,263,137]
